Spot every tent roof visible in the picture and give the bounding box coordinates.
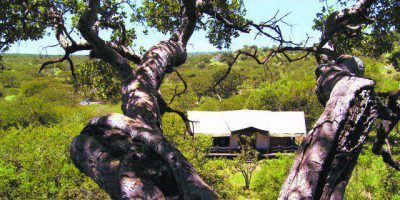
[187,110,307,137]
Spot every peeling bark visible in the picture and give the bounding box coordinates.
[279,56,378,200]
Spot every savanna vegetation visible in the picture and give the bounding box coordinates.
[1,0,400,199]
[0,52,399,199]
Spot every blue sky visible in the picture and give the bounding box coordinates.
[6,0,330,55]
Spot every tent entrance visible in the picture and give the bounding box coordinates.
[213,137,230,147]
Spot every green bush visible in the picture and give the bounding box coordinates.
[212,69,245,98]
[0,125,109,199]
[0,98,61,129]
[197,62,207,69]
[0,71,22,88]
[389,50,400,70]
[345,149,400,200]
[21,79,50,97]
[252,156,294,199]
[199,159,238,199]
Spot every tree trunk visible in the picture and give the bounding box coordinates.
[243,171,250,190]
[71,40,217,199]
[279,56,378,199]
[70,1,217,199]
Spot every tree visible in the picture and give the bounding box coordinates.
[212,69,244,99]
[234,134,259,190]
[221,0,400,199]
[1,0,399,199]
[191,76,212,104]
[1,0,251,198]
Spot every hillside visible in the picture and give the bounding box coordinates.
[0,53,399,199]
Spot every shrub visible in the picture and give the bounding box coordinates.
[197,62,206,69]
[389,50,400,71]
[0,71,22,88]
[0,98,61,129]
[0,125,109,199]
[216,52,235,64]
[252,155,294,198]
[199,56,211,64]
[21,79,50,97]
[199,159,238,199]
[20,78,76,105]
[212,69,244,98]
[345,149,400,200]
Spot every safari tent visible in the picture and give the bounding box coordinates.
[187,110,307,155]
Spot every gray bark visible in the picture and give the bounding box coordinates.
[279,56,378,199]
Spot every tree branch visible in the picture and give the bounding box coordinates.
[38,53,76,80]
[78,0,133,79]
[373,90,400,171]
[169,70,188,104]
[212,51,241,93]
[165,106,195,136]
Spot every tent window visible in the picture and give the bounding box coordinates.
[213,137,230,147]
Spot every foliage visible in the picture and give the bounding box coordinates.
[314,0,400,62]
[74,60,121,100]
[216,52,235,64]
[390,50,400,70]
[191,76,213,103]
[345,145,400,200]
[199,158,238,199]
[213,69,245,98]
[0,125,110,199]
[197,55,211,69]
[0,70,22,88]
[252,155,294,199]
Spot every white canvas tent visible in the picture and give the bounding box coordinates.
[187,110,307,152]
[187,110,307,137]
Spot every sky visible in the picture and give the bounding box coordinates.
[6,0,330,55]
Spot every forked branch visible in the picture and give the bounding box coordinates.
[169,70,188,104]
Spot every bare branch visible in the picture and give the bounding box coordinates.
[212,52,241,92]
[165,106,195,136]
[169,70,188,104]
[38,53,76,80]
